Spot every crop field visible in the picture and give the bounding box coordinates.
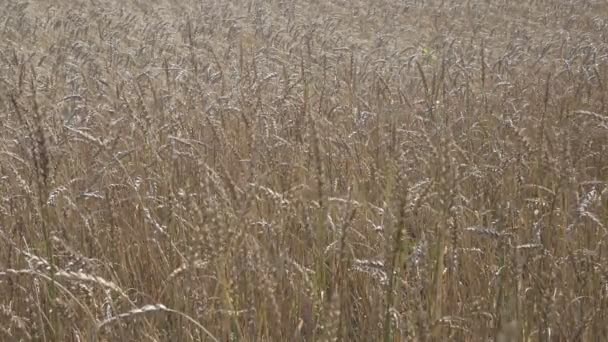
[1,0,607,340]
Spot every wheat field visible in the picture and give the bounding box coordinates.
[1,0,607,341]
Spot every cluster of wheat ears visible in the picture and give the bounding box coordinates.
[0,0,607,341]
